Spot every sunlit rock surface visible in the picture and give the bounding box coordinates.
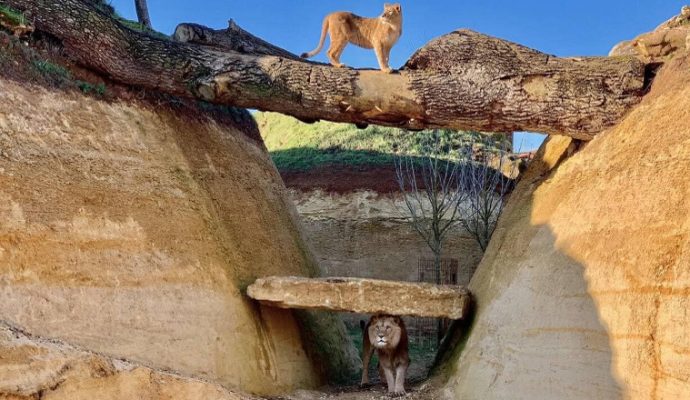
[248,276,471,319]
[610,5,690,62]
[443,54,690,399]
[0,78,357,396]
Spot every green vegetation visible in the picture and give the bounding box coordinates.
[29,59,108,96]
[0,4,27,26]
[429,307,476,380]
[86,0,168,39]
[32,60,71,85]
[0,30,107,97]
[88,0,116,16]
[295,310,362,385]
[270,147,397,171]
[116,17,168,40]
[77,81,107,96]
[257,112,511,171]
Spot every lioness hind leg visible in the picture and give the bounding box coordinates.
[327,39,347,68]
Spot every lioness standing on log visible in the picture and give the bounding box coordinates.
[301,3,403,73]
[361,314,410,396]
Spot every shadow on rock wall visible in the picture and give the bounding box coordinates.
[442,55,690,398]
[440,136,626,399]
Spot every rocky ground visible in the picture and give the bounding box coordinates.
[275,382,440,400]
[0,319,441,400]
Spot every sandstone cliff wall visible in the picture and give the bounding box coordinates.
[443,55,690,399]
[292,190,483,284]
[0,78,356,396]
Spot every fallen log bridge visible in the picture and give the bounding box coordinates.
[246,276,472,319]
[5,0,649,139]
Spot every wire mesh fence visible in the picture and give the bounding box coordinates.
[417,258,459,285]
[408,258,459,348]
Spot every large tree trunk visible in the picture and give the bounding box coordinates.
[7,0,649,139]
[134,0,152,29]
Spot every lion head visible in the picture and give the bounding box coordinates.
[367,315,404,350]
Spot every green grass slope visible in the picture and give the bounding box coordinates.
[256,112,510,172]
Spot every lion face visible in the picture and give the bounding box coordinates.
[368,315,403,350]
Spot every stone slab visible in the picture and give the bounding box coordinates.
[247,276,472,319]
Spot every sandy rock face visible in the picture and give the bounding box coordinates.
[0,79,356,395]
[444,55,690,399]
[247,276,471,319]
[610,5,690,62]
[290,189,483,284]
[0,322,253,400]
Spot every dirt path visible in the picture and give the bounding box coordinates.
[273,381,440,400]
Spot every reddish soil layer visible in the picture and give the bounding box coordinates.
[279,165,403,194]
[279,163,518,195]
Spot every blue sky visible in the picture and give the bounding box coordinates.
[109,0,686,150]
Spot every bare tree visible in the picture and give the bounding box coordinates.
[394,130,466,285]
[395,132,516,346]
[396,132,516,271]
[134,0,151,29]
[457,138,516,252]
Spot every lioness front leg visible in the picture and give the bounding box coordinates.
[393,364,408,396]
[382,47,395,74]
[374,44,392,74]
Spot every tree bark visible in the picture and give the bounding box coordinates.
[173,20,301,61]
[134,0,152,29]
[7,0,649,139]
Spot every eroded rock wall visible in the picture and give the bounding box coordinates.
[292,190,483,284]
[443,55,690,399]
[0,321,254,400]
[0,79,355,395]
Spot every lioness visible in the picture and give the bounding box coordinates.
[300,3,403,73]
[360,314,410,396]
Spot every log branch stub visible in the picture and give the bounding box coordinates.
[173,20,301,60]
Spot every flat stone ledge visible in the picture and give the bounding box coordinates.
[246,276,472,319]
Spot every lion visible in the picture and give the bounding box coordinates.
[300,3,403,73]
[360,314,410,396]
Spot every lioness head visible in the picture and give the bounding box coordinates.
[383,3,402,20]
[367,315,404,350]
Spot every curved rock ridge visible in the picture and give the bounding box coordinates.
[0,321,256,400]
[443,54,690,399]
[247,276,472,319]
[610,5,690,62]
